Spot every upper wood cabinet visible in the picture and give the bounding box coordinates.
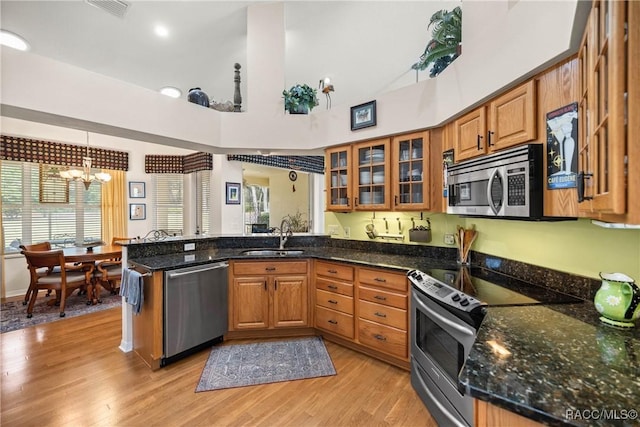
[577,0,639,224]
[325,133,437,212]
[391,131,431,210]
[454,80,537,161]
[325,138,392,212]
[352,139,391,210]
[326,145,353,211]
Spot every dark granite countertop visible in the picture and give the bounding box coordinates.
[127,240,640,427]
[127,246,458,273]
[462,302,640,427]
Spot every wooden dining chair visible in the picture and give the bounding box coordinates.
[95,237,130,297]
[19,242,56,305]
[21,249,92,318]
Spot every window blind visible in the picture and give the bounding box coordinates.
[153,174,184,235]
[196,170,211,235]
[1,160,102,254]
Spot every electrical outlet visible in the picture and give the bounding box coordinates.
[327,225,339,235]
[444,234,455,245]
[184,243,195,251]
[344,227,351,238]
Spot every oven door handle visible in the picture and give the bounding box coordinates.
[414,364,469,427]
[413,294,475,337]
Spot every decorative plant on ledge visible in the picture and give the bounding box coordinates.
[282,84,319,114]
[412,6,462,78]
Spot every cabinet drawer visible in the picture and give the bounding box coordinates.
[359,285,407,310]
[316,306,354,339]
[316,261,354,282]
[316,289,353,315]
[358,300,407,330]
[233,261,307,275]
[358,268,407,292]
[315,277,354,297]
[358,318,407,359]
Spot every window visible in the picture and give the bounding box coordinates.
[153,174,183,235]
[196,170,211,235]
[1,160,102,254]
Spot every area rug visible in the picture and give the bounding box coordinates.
[1,293,121,333]
[195,336,336,392]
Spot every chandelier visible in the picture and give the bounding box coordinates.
[59,133,112,190]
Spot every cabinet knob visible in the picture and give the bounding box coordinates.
[373,334,387,341]
[577,171,593,202]
[374,277,387,283]
[487,130,495,146]
[327,284,338,290]
[477,134,484,150]
[265,267,276,272]
[328,299,338,304]
[374,295,387,301]
[374,312,387,318]
[328,319,338,325]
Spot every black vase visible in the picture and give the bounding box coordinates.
[289,104,309,115]
[187,87,210,108]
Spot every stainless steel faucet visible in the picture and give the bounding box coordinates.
[279,218,292,249]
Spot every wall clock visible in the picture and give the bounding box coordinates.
[289,170,298,182]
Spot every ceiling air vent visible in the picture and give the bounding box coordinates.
[85,0,130,19]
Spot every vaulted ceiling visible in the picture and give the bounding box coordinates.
[1,1,458,109]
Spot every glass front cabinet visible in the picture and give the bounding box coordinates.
[392,131,430,210]
[326,145,352,211]
[353,139,391,210]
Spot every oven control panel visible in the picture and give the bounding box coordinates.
[407,269,485,312]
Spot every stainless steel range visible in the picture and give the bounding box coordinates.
[407,267,582,426]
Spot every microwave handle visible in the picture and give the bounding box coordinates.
[487,170,500,215]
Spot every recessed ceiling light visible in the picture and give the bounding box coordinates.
[154,24,169,38]
[160,87,181,98]
[0,30,30,51]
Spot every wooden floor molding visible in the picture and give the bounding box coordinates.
[1,307,437,426]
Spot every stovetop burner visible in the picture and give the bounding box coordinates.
[424,267,583,307]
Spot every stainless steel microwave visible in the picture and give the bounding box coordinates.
[446,144,543,218]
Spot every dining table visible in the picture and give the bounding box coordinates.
[63,245,123,305]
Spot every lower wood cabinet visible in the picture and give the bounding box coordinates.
[356,267,408,361]
[475,399,543,427]
[314,261,409,368]
[314,261,355,339]
[229,260,309,331]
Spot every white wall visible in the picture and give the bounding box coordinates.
[1,1,584,154]
[1,117,215,298]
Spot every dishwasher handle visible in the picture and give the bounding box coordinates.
[167,262,228,279]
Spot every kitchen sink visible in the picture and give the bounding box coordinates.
[241,249,305,256]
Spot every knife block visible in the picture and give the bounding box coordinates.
[409,229,432,243]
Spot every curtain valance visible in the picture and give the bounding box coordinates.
[227,154,324,174]
[0,134,129,171]
[145,152,213,174]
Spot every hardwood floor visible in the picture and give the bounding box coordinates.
[0,307,437,426]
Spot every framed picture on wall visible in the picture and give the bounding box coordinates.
[129,181,146,198]
[130,203,146,220]
[350,100,377,131]
[226,182,241,205]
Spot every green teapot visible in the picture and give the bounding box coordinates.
[594,272,640,328]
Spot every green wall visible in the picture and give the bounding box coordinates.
[325,212,640,281]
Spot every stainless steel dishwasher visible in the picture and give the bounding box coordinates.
[163,262,228,364]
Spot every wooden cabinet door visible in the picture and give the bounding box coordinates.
[454,107,487,161]
[488,80,536,151]
[578,0,627,217]
[231,276,269,330]
[352,138,391,210]
[325,145,352,211]
[391,131,431,210]
[272,275,308,328]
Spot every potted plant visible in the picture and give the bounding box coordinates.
[412,6,462,78]
[282,84,319,114]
